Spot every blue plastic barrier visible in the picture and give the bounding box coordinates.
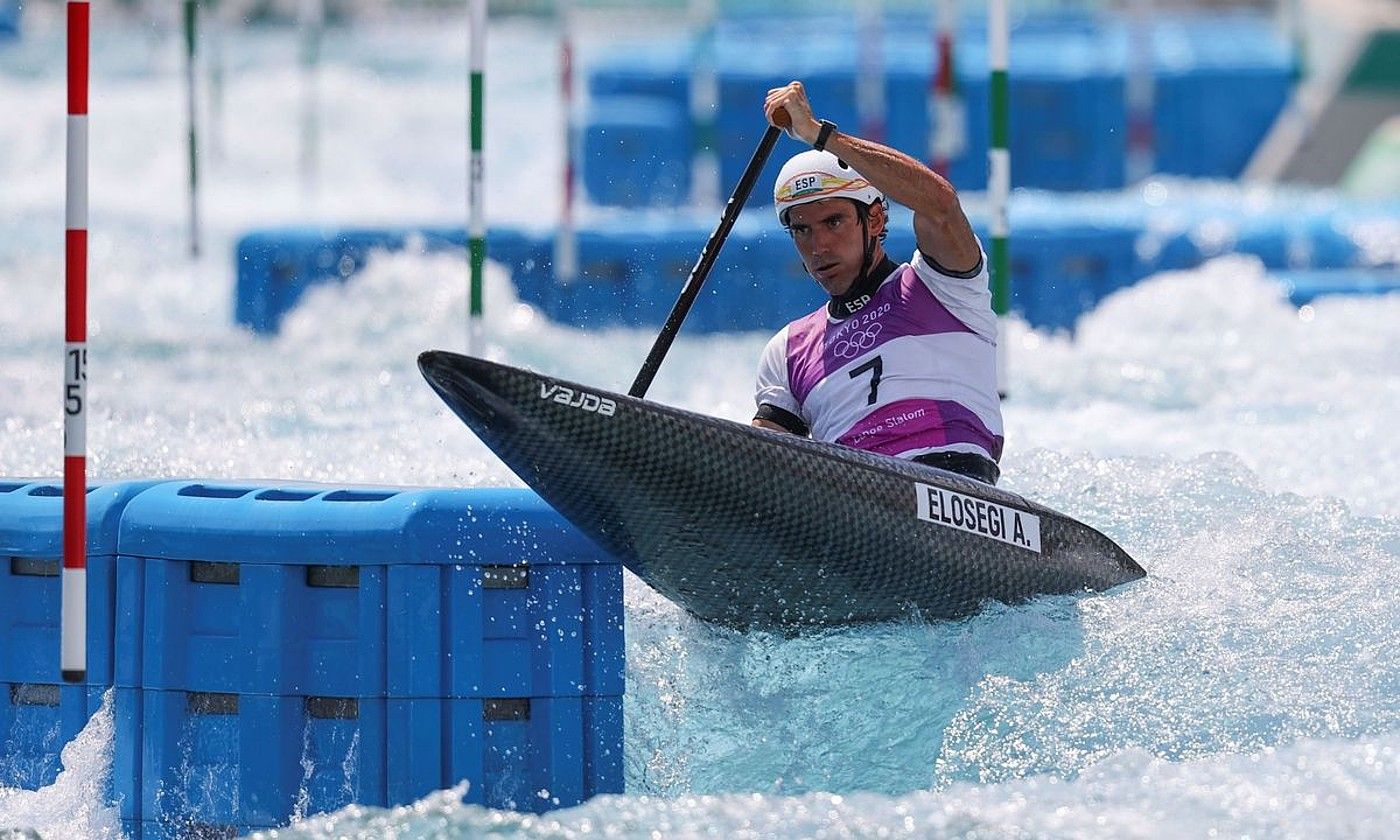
[0,682,102,792]
[235,226,465,335]
[587,12,1293,206]
[587,43,690,113]
[0,478,625,836]
[112,482,623,699]
[583,97,692,208]
[1152,17,1294,178]
[234,196,1397,337]
[108,481,622,835]
[1276,269,1400,306]
[118,689,622,837]
[0,0,18,39]
[488,226,553,312]
[0,480,159,790]
[1010,222,1141,331]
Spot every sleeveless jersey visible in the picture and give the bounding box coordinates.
[754,248,1004,462]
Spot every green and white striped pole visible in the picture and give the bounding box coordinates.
[468,0,486,351]
[688,0,719,207]
[988,0,1010,399]
[183,0,200,258]
[299,0,325,195]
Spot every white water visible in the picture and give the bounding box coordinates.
[2,13,1397,840]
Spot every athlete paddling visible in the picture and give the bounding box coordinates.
[752,81,1004,485]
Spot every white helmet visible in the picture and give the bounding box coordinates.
[773,150,884,226]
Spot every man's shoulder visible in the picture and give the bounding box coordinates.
[783,303,833,345]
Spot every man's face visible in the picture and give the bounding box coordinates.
[786,198,884,297]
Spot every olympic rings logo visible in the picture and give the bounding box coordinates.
[832,323,882,359]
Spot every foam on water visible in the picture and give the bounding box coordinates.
[0,693,122,839]
[251,732,1400,839]
[2,13,1398,840]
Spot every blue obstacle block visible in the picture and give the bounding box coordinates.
[0,478,156,792]
[1154,67,1291,178]
[0,682,106,792]
[614,220,710,328]
[582,97,693,208]
[117,688,623,836]
[563,226,674,328]
[0,480,162,689]
[490,226,553,311]
[1008,223,1141,332]
[113,482,624,700]
[958,31,1128,191]
[0,0,18,39]
[1136,201,1383,280]
[545,216,721,330]
[596,12,1293,194]
[234,226,465,335]
[1152,16,1293,178]
[1307,218,1363,269]
[587,46,690,113]
[1276,269,1400,306]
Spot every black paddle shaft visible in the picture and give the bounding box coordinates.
[629,125,783,398]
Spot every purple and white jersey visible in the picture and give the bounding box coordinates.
[755,249,1004,462]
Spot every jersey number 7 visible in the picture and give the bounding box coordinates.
[849,355,883,406]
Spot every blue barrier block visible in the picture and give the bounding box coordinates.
[610,221,707,328]
[587,48,690,113]
[119,688,306,836]
[0,0,18,38]
[546,232,640,329]
[592,12,1292,194]
[0,683,106,791]
[491,227,553,310]
[113,482,623,700]
[1154,66,1290,178]
[1137,201,1381,279]
[0,480,162,689]
[1009,223,1140,331]
[1277,269,1400,306]
[1308,218,1362,269]
[583,97,692,208]
[117,688,623,835]
[234,226,465,335]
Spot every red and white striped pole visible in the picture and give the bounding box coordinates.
[929,0,962,176]
[856,0,885,142]
[62,0,90,685]
[1124,0,1155,184]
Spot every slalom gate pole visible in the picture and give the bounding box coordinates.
[299,0,325,195]
[688,0,719,207]
[856,0,885,142]
[183,0,200,258]
[989,0,1010,399]
[1125,0,1155,183]
[929,0,960,176]
[208,0,224,161]
[467,0,486,352]
[553,0,577,286]
[62,0,90,684]
[629,125,781,399]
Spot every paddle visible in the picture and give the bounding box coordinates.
[628,123,784,398]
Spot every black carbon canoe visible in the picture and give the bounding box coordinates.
[419,350,1145,631]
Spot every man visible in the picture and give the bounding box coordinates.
[752,81,1003,485]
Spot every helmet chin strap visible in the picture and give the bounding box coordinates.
[854,201,877,290]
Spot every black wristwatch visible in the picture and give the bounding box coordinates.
[813,119,838,152]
